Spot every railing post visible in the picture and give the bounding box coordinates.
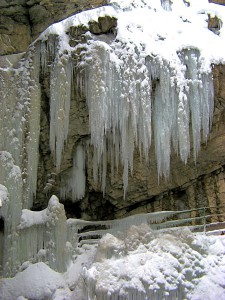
[203,207,206,234]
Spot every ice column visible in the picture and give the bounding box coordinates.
[0,152,23,276]
[17,195,68,273]
[21,45,41,208]
[0,46,42,209]
[0,54,24,166]
[0,49,41,275]
[179,49,214,162]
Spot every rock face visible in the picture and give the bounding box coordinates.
[0,0,223,55]
[0,0,30,55]
[209,0,225,5]
[0,0,106,55]
[0,0,225,222]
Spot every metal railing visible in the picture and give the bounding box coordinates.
[68,205,225,248]
[150,206,225,233]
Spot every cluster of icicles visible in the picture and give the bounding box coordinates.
[39,27,214,200]
[84,43,214,196]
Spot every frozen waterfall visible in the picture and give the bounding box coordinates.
[31,0,217,198]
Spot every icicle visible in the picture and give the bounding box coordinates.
[40,35,58,74]
[49,53,72,170]
[84,41,152,197]
[101,140,107,194]
[178,49,214,162]
[152,60,178,179]
[83,37,214,196]
[161,0,172,11]
[72,144,86,200]
[200,72,214,142]
[60,144,86,201]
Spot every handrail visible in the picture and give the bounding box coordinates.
[73,205,225,248]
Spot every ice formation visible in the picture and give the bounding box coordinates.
[84,45,214,191]
[36,0,219,196]
[17,195,68,273]
[0,48,41,207]
[0,46,41,275]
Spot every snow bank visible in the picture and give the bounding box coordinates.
[0,262,65,300]
[1,226,225,300]
[85,226,225,299]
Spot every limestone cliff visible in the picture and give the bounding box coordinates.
[0,0,106,55]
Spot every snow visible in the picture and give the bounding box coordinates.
[1,226,225,300]
[18,208,48,229]
[0,262,65,300]
[18,195,63,229]
[0,184,8,209]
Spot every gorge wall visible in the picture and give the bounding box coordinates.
[0,0,225,224]
[0,0,107,55]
